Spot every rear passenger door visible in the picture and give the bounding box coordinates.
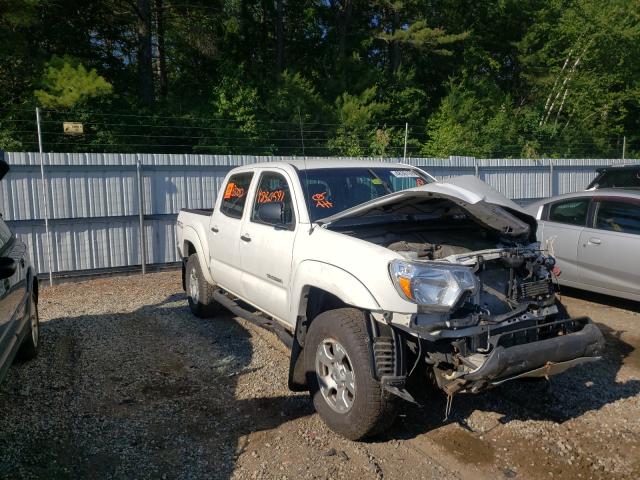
[208,171,254,297]
[538,198,590,283]
[578,198,640,296]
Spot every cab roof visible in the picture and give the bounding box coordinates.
[236,159,420,171]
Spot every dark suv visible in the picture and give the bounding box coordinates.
[587,165,640,189]
[0,153,40,384]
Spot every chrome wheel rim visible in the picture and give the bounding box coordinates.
[315,338,356,413]
[189,268,199,303]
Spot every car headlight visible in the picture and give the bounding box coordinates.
[389,259,478,311]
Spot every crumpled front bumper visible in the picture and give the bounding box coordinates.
[461,317,605,390]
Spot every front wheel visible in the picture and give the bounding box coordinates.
[16,292,39,361]
[304,308,397,440]
[186,254,220,318]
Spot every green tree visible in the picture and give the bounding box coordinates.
[34,56,113,108]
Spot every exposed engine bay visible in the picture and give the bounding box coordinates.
[334,207,604,404]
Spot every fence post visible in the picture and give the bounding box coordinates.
[136,155,147,274]
[548,159,554,197]
[35,107,53,286]
[473,157,479,177]
[403,122,408,161]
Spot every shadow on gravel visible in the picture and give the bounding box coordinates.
[560,286,640,313]
[0,293,312,480]
[384,322,640,442]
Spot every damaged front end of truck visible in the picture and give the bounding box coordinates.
[395,246,604,404]
[322,176,605,407]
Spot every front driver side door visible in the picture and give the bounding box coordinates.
[239,169,298,325]
[538,197,590,284]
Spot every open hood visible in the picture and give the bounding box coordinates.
[317,175,534,238]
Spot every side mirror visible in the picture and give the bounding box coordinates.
[257,202,284,224]
[0,256,16,280]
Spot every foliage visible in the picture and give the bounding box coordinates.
[0,0,637,157]
[34,56,113,108]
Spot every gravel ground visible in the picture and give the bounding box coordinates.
[0,270,638,479]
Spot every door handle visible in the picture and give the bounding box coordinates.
[588,237,602,245]
[240,234,251,242]
[210,225,219,233]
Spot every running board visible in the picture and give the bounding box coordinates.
[212,290,294,349]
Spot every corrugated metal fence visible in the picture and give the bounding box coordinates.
[1,152,638,277]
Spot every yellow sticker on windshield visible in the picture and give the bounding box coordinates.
[372,178,382,185]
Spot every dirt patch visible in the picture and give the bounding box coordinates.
[0,271,638,479]
[429,428,495,465]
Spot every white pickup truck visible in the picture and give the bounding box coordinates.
[176,160,604,440]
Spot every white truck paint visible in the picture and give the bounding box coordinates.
[176,160,604,440]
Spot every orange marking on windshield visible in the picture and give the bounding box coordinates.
[312,191,333,208]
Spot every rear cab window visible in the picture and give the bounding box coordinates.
[593,199,640,235]
[220,172,253,219]
[546,198,590,226]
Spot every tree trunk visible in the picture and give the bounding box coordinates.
[391,8,401,74]
[155,0,167,98]
[275,0,284,73]
[330,0,352,90]
[137,0,154,106]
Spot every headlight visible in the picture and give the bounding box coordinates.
[389,259,478,311]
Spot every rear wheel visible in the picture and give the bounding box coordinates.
[304,308,397,440]
[16,292,39,361]
[186,254,220,318]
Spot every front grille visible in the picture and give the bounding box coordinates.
[520,278,552,299]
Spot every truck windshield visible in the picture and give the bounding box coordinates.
[298,167,433,221]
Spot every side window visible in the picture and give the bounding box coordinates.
[251,172,295,227]
[548,199,589,226]
[594,200,640,235]
[220,172,253,219]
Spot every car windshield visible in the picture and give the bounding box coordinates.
[589,169,640,189]
[298,167,433,222]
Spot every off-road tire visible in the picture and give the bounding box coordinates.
[186,254,220,318]
[16,292,39,361]
[304,308,398,440]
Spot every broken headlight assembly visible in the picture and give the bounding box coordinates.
[389,259,479,311]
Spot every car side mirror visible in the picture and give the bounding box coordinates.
[0,256,16,280]
[257,202,284,225]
